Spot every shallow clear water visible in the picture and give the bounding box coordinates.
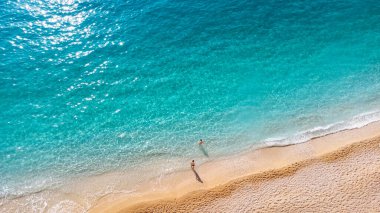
[1,0,380,206]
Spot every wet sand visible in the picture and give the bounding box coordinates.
[89,121,380,212]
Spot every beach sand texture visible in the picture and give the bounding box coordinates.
[91,122,380,213]
[128,136,380,212]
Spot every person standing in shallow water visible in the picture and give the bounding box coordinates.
[191,160,195,170]
[198,139,204,145]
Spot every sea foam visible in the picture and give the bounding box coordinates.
[263,111,380,147]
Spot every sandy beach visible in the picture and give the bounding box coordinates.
[89,121,380,212]
[3,1,380,212]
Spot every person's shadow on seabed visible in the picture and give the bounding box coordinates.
[199,145,209,157]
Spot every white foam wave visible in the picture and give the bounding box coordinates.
[263,110,380,147]
[47,200,85,213]
[3,110,380,212]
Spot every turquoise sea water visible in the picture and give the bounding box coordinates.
[1,0,380,210]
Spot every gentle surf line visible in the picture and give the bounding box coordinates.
[88,119,380,212]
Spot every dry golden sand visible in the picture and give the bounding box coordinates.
[90,122,380,213]
[124,137,380,212]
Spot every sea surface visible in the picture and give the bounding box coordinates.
[1,0,380,211]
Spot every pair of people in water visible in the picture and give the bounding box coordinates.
[191,139,205,170]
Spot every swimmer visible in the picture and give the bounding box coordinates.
[198,139,204,145]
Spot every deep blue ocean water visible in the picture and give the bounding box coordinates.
[1,0,380,209]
